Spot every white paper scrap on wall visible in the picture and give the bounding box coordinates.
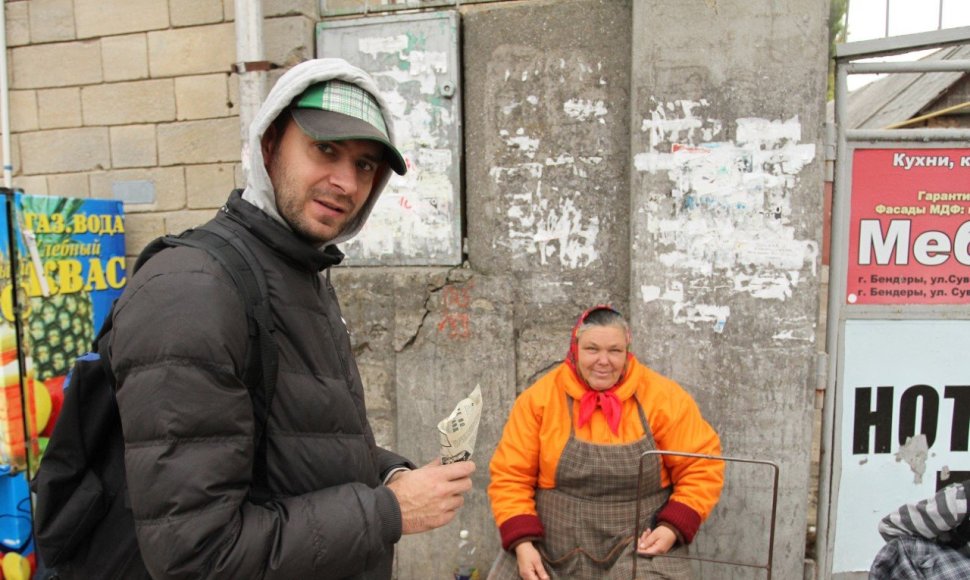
[358,35,409,56]
[563,98,608,121]
[491,64,616,270]
[634,99,818,331]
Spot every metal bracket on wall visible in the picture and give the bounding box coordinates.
[815,351,829,394]
[824,121,837,182]
[231,60,276,74]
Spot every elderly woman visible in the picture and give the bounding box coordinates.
[487,306,723,579]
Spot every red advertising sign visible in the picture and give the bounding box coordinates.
[847,148,970,305]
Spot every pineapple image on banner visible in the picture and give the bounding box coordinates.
[0,192,125,575]
[0,193,125,474]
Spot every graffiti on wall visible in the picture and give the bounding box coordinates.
[437,281,475,341]
[633,98,817,334]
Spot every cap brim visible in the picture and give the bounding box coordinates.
[292,108,407,175]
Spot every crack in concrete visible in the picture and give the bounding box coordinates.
[396,266,467,352]
[525,360,560,387]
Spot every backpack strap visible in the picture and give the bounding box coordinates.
[82,237,177,353]
[128,223,278,503]
[87,233,178,372]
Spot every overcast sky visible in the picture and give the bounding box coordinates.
[846,0,970,41]
[844,0,970,89]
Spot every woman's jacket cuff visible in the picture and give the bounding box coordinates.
[656,500,702,544]
[499,514,545,551]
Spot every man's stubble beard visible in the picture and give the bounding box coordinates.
[268,152,345,246]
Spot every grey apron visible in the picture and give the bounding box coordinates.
[489,395,691,579]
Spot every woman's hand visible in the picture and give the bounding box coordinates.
[514,541,549,580]
[636,526,677,556]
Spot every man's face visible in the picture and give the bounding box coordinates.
[262,117,385,245]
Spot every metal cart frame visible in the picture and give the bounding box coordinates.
[633,450,780,579]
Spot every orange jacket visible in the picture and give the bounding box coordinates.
[488,356,723,547]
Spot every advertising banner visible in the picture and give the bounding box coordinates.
[833,319,970,572]
[16,194,126,394]
[0,192,125,578]
[846,148,970,305]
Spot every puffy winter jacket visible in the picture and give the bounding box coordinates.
[108,191,411,579]
[488,357,723,547]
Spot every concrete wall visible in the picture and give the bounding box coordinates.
[333,4,634,575]
[629,2,828,578]
[10,0,828,578]
[340,1,827,578]
[464,0,633,384]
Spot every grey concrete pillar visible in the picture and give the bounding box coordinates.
[464,0,634,389]
[629,1,828,578]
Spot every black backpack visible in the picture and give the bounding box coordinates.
[30,222,278,579]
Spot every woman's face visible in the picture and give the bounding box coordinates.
[576,325,628,391]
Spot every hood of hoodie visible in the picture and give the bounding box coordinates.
[241,58,400,248]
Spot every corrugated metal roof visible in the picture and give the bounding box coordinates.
[834,44,970,129]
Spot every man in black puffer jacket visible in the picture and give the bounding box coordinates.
[107,58,475,579]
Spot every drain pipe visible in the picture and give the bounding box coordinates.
[0,4,48,298]
[234,0,268,182]
[0,0,13,188]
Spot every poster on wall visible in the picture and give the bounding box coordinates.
[0,191,125,578]
[833,318,970,573]
[846,147,970,305]
[317,11,463,266]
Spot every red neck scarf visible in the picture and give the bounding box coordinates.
[578,386,622,434]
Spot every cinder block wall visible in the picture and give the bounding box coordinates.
[6,0,318,258]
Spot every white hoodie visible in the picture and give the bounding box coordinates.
[241,58,399,247]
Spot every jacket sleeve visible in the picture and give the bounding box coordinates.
[488,389,546,551]
[110,252,400,579]
[375,447,416,482]
[878,482,969,541]
[649,380,724,543]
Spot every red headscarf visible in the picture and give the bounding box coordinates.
[564,305,632,434]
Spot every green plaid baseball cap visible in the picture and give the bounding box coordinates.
[291,80,407,175]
